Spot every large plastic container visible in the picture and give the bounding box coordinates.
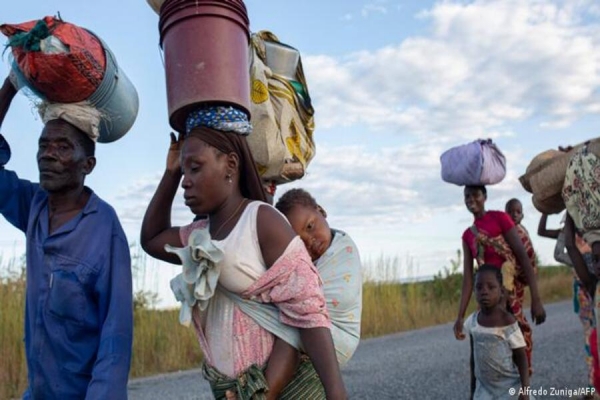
[159,0,251,133]
[88,32,139,143]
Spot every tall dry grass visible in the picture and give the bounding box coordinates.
[361,253,573,338]
[0,256,27,399]
[128,245,204,377]
[0,252,574,399]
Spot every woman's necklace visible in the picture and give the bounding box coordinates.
[212,198,248,239]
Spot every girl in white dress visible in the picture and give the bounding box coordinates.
[464,264,531,400]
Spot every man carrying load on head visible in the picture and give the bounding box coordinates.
[0,75,133,400]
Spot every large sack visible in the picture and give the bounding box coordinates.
[0,16,106,103]
[521,139,600,203]
[247,31,316,185]
[519,149,562,193]
[528,153,573,202]
[440,139,506,186]
[532,192,564,215]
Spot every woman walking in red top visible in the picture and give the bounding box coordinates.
[453,185,546,376]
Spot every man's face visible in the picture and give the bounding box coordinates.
[37,120,93,193]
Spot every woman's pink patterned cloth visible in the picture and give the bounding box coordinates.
[180,221,329,377]
[243,236,331,330]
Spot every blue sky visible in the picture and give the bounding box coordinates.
[2,0,600,307]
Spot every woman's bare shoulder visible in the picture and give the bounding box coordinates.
[256,203,297,267]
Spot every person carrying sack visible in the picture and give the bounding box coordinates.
[453,185,546,378]
[0,75,133,399]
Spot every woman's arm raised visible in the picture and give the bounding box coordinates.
[140,132,185,264]
[537,214,560,239]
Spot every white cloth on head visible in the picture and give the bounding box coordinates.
[38,101,102,142]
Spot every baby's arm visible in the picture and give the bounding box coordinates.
[264,338,299,399]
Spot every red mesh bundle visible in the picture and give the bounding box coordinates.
[0,16,106,103]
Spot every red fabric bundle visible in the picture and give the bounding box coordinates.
[0,16,106,103]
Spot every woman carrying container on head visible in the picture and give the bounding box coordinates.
[453,185,546,377]
[140,106,346,399]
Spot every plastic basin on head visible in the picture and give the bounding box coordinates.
[87,32,139,143]
[159,0,250,132]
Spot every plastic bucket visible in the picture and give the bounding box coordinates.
[87,32,139,143]
[159,0,250,132]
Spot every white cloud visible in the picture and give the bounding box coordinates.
[341,1,390,21]
[112,138,538,242]
[275,141,531,229]
[305,0,600,139]
[115,173,193,228]
[361,2,388,18]
[288,138,551,227]
[116,141,461,234]
[112,138,557,285]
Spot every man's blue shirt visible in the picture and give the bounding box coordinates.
[0,167,133,400]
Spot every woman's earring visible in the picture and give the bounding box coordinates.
[226,173,233,183]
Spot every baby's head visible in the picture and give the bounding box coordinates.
[275,188,332,261]
[474,264,504,309]
[505,198,523,225]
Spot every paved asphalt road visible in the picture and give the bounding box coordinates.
[128,301,591,399]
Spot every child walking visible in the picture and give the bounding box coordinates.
[505,198,538,276]
[465,264,531,400]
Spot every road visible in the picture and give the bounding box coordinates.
[128,301,591,399]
